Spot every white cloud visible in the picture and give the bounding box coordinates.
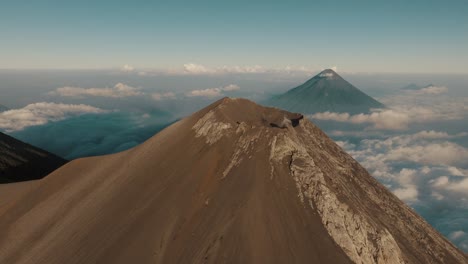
[50,83,142,98]
[385,142,468,166]
[336,140,356,150]
[186,84,240,98]
[331,66,337,71]
[419,85,448,94]
[183,63,215,74]
[121,64,135,72]
[187,88,222,97]
[0,102,106,132]
[421,166,432,174]
[449,231,466,240]
[394,186,418,202]
[446,166,467,177]
[151,92,176,101]
[309,92,468,131]
[407,85,448,95]
[135,64,319,77]
[392,168,419,203]
[310,112,350,122]
[379,92,468,122]
[175,63,317,76]
[222,84,240,91]
[309,109,410,130]
[431,176,468,193]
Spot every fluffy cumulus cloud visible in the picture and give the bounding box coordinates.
[179,63,316,76]
[379,92,468,122]
[337,130,468,197]
[120,64,135,72]
[384,142,468,166]
[392,168,419,202]
[450,231,466,240]
[310,109,411,130]
[346,131,468,169]
[415,85,448,94]
[132,63,319,77]
[431,176,468,193]
[50,83,142,98]
[0,102,106,132]
[403,84,448,95]
[310,92,468,131]
[186,84,240,98]
[151,92,176,101]
[309,82,468,132]
[183,63,215,74]
[336,129,468,251]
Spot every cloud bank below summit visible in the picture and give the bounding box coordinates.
[49,83,143,98]
[0,102,106,132]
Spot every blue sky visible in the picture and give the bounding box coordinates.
[1,0,467,73]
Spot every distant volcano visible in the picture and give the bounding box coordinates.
[268,69,384,114]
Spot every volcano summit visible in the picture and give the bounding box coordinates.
[0,98,465,264]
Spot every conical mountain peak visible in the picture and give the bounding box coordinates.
[268,70,385,114]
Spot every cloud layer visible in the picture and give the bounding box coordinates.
[186,84,240,98]
[50,83,142,98]
[134,63,319,76]
[309,109,411,130]
[335,130,468,251]
[0,102,106,132]
[309,90,468,130]
[414,85,448,94]
[12,111,173,160]
[151,92,176,101]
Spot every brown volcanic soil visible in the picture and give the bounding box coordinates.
[0,132,67,183]
[0,98,466,264]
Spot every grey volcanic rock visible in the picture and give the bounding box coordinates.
[0,132,67,183]
[0,98,465,264]
[268,69,385,114]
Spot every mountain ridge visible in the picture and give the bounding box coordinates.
[0,98,465,264]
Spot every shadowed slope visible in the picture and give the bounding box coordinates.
[0,132,67,183]
[0,98,465,264]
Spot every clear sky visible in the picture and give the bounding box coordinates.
[1,0,467,73]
